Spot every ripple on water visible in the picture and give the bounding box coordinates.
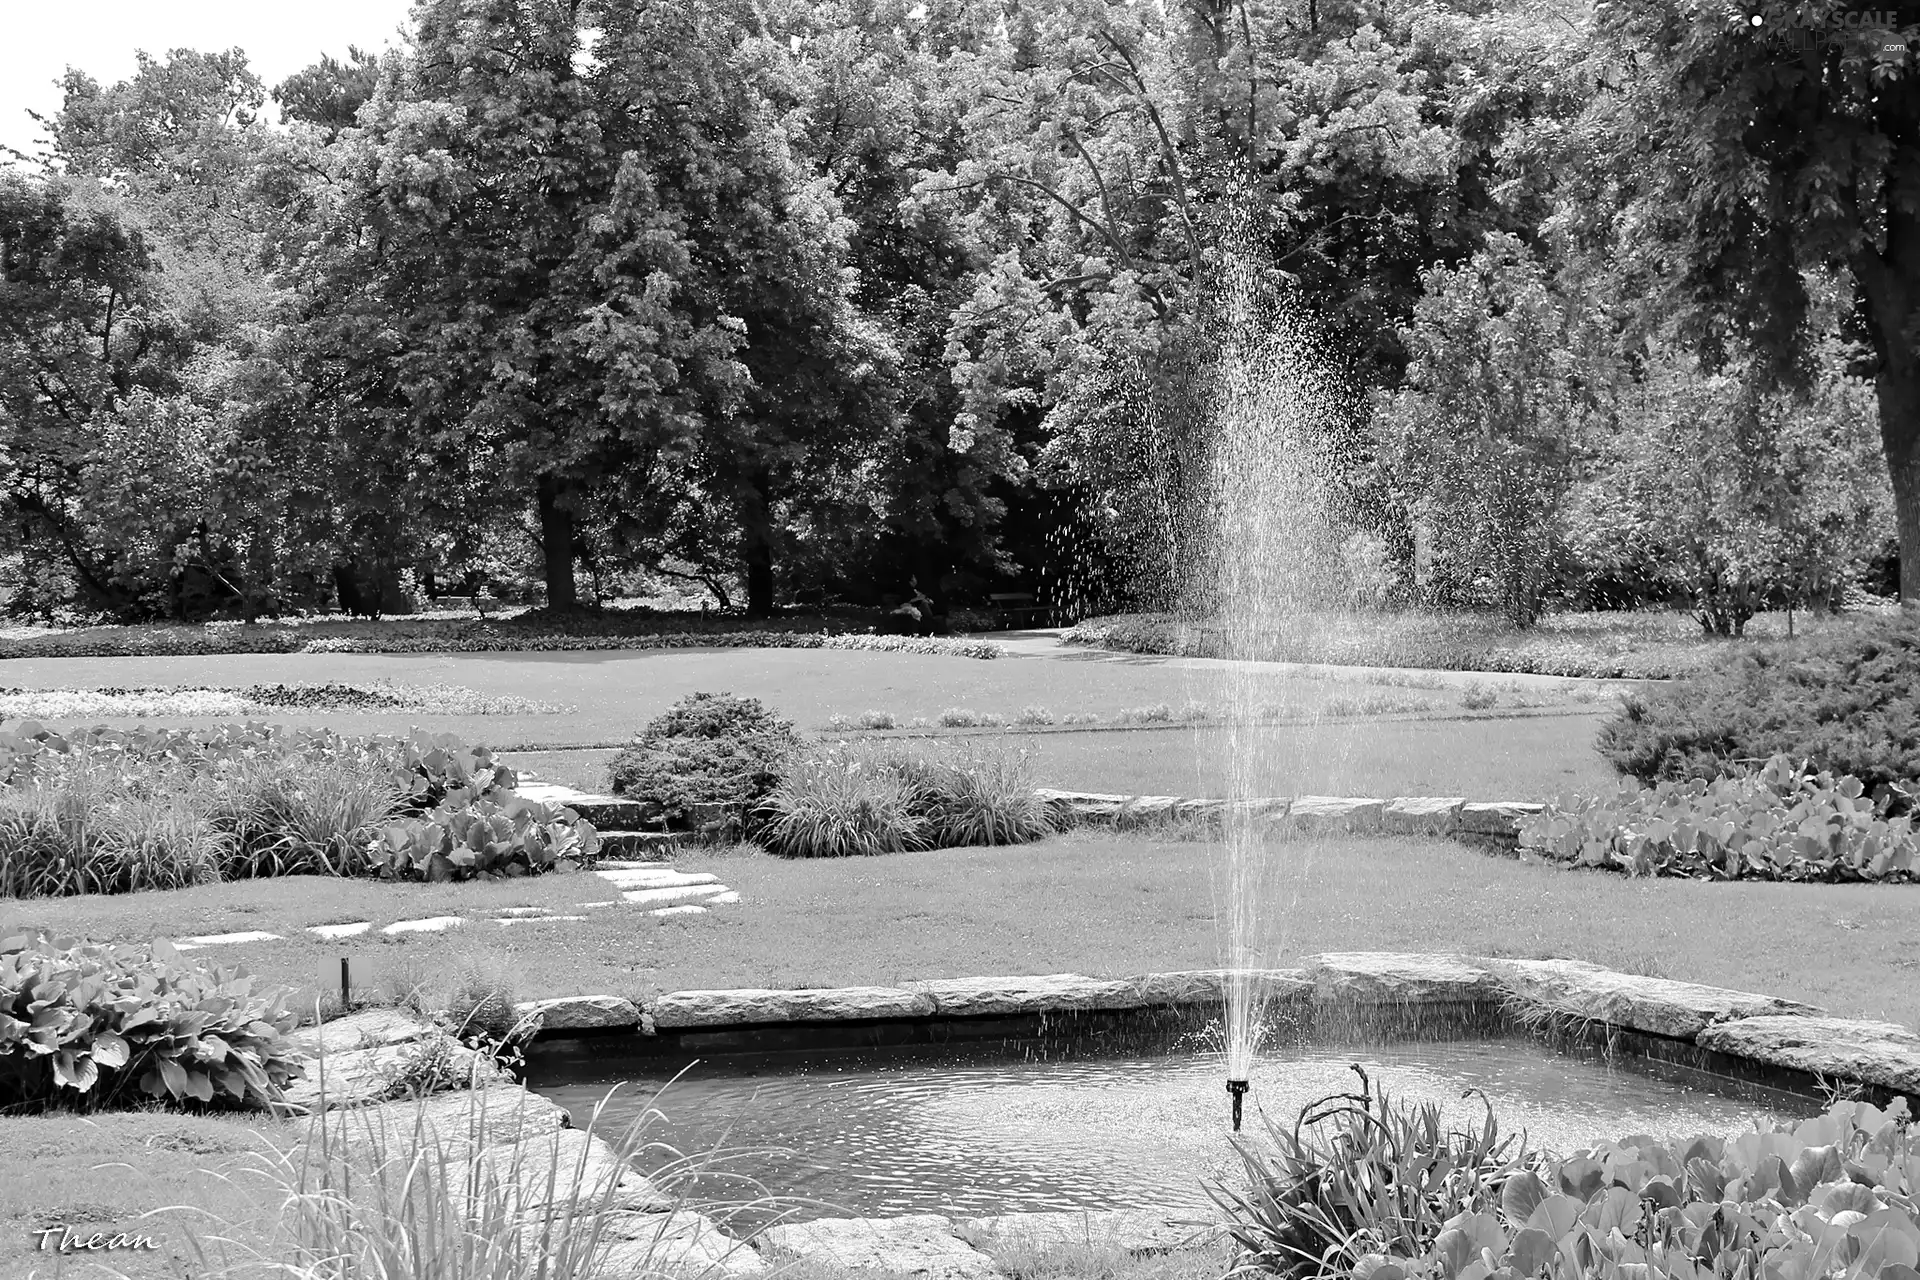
[531,1040,1819,1224]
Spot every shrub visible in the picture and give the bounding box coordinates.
[1460,682,1499,711]
[757,740,1054,855]
[1214,1073,1920,1280]
[1116,703,1175,725]
[857,710,898,730]
[607,693,799,822]
[1015,705,1055,726]
[755,750,929,857]
[1519,754,1917,882]
[937,707,983,728]
[1597,610,1920,807]
[0,931,304,1113]
[1061,712,1101,725]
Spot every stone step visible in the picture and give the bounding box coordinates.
[513,783,663,829]
[595,868,721,890]
[594,830,689,858]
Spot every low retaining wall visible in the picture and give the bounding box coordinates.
[1036,789,1544,843]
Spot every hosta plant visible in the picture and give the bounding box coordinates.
[1518,754,1917,882]
[0,931,305,1113]
[371,792,598,881]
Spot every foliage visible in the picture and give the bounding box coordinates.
[0,930,304,1113]
[1376,235,1598,628]
[756,738,1054,856]
[0,722,596,896]
[1217,1075,1920,1280]
[609,693,800,822]
[1210,1067,1532,1277]
[1595,612,1920,804]
[1521,756,1917,883]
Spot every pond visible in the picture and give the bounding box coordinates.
[526,1034,1820,1227]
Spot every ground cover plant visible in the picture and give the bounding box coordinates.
[756,739,1056,856]
[0,683,570,718]
[1520,755,1918,883]
[1597,610,1920,806]
[1215,1074,1920,1280]
[608,692,800,824]
[0,930,304,1113]
[0,722,598,897]
[1065,608,1898,681]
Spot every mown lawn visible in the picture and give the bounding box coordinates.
[14,831,1917,1024]
[0,646,1619,748]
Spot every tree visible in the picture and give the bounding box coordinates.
[1589,0,1920,600]
[1376,232,1597,627]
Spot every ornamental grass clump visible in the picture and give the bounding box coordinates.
[0,930,304,1113]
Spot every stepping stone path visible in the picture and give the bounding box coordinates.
[176,930,281,951]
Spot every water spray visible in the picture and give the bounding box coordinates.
[1227,1077,1250,1130]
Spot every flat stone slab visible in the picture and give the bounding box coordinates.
[1458,801,1545,836]
[308,921,373,939]
[624,885,729,906]
[1487,958,1823,1040]
[597,869,721,889]
[515,995,642,1033]
[472,1126,673,1214]
[1124,969,1312,1007]
[1383,797,1465,834]
[289,1008,436,1059]
[497,914,587,925]
[281,1036,507,1110]
[653,905,708,917]
[1306,953,1498,1004]
[1284,797,1385,833]
[760,1214,996,1280]
[337,1082,571,1149]
[652,986,937,1028]
[176,930,281,949]
[913,973,1155,1017]
[959,1209,1222,1254]
[597,860,673,871]
[707,891,740,905]
[598,1209,768,1278]
[1698,1016,1920,1093]
[383,916,466,935]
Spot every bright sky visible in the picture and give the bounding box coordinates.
[1,0,414,161]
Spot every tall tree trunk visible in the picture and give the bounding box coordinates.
[536,474,578,613]
[740,468,775,619]
[1856,218,1920,604]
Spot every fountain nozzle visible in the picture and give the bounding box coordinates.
[1227,1078,1250,1131]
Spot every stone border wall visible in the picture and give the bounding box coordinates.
[510,953,1919,1103]
[1035,789,1544,843]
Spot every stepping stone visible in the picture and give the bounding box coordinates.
[707,891,740,905]
[175,930,281,951]
[761,1214,996,1280]
[597,831,686,857]
[596,868,720,890]
[308,922,372,940]
[623,884,729,907]
[512,784,659,828]
[495,914,587,925]
[652,905,708,918]
[289,1008,435,1059]
[595,859,672,871]
[489,907,551,918]
[578,900,616,909]
[382,916,466,935]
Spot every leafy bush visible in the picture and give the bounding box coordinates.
[1215,1072,1920,1280]
[857,710,898,730]
[1015,705,1055,726]
[1460,682,1499,711]
[1597,611,1920,808]
[608,693,799,823]
[0,931,304,1113]
[1519,755,1916,882]
[756,740,1054,856]
[0,722,591,896]
[938,707,983,727]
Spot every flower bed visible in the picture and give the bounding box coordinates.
[0,683,568,718]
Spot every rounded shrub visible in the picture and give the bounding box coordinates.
[608,692,799,822]
[1596,610,1920,808]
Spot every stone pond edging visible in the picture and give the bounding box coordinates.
[285,955,1920,1278]
[1034,788,1545,841]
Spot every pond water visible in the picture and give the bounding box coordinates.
[527,1037,1819,1225]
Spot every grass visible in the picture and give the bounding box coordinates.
[12,829,1917,1023]
[508,712,1620,801]
[0,1109,292,1279]
[1064,605,1904,680]
[0,647,1627,750]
